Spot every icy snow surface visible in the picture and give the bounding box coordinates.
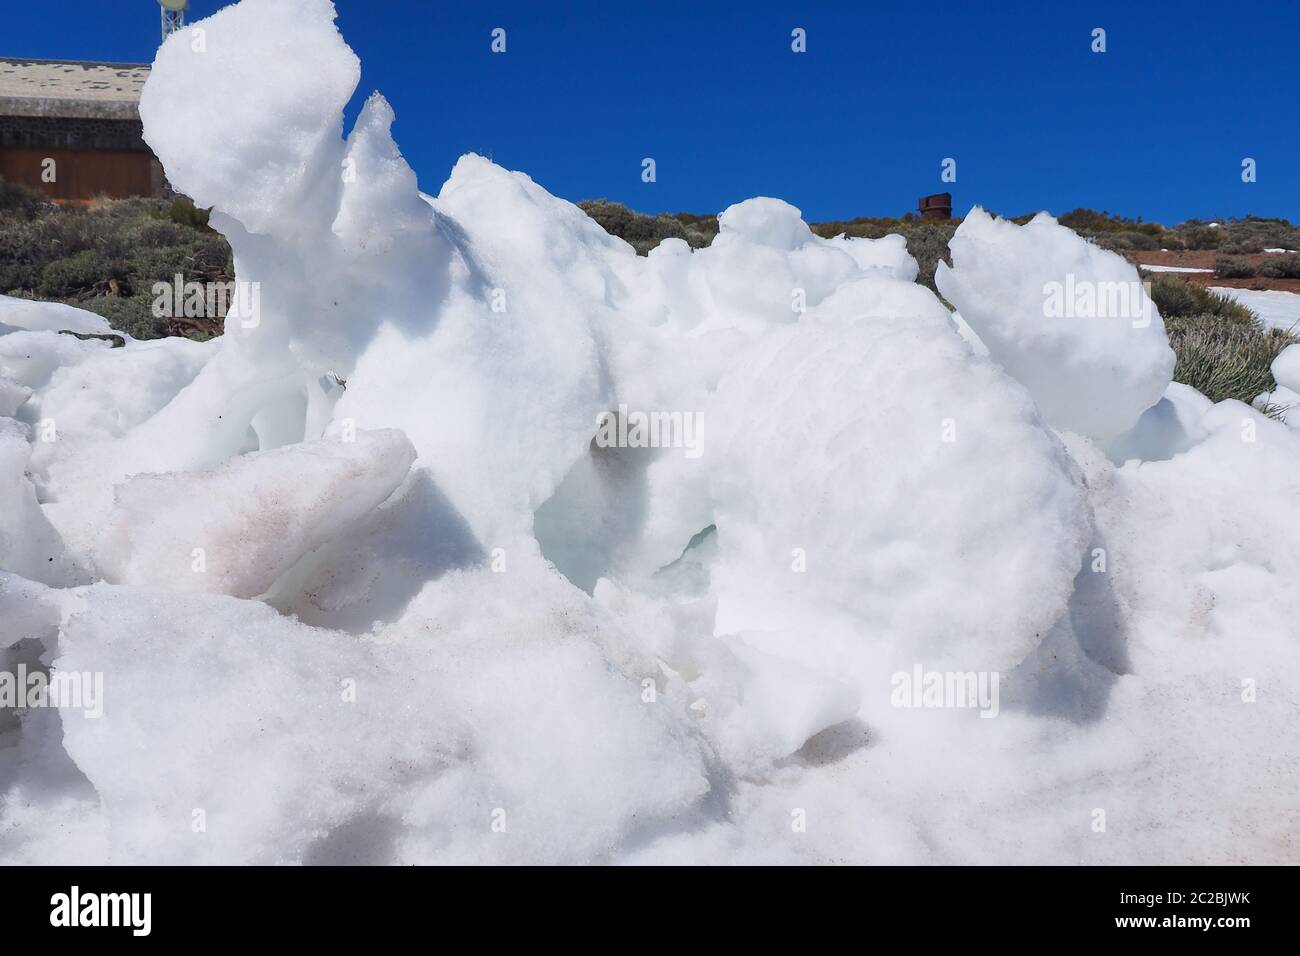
[1209,287,1300,333]
[1,0,1298,865]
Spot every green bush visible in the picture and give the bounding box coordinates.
[1215,216,1300,253]
[1221,240,1264,255]
[0,223,41,292]
[0,194,234,339]
[1092,229,1161,252]
[1146,273,1254,324]
[1094,233,1135,252]
[1259,255,1300,279]
[28,213,102,257]
[37,249,129,297]
[1057,208,1164,237]
[812,215,910,239]
[577,200,704,255]
[80,292,170,340]
[150,196,214,233]
[1169,217,1300,254]
[1214,255,1256,279]
[1166,313,1298,406]
[0,177,45,217]
[1177,225,1223,250]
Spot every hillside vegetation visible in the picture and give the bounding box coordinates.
[1144,272,1297,405]
[0,179,232,340]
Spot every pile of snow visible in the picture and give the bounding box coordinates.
[708,279,1089,677]
[1255,344,1300,427]
[93,430,416,598]
[2,0,1297,865]
[0,294,118,337]
[936,209,1175,442]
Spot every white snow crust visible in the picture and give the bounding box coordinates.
[1,0,1296,865]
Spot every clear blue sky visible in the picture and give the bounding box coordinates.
[7,0,1297,223]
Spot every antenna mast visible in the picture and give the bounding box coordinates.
[159,0,189,42]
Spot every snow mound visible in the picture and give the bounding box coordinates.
[710,276,1090,677]
[0,420,87,587]
[34,337,211,441]
[1272,343,1300,392]
[93,430,415,598]
[0,295,116,337]
[936,208,1175,441]
[141,0,360,238]
[0,379,31,419]
[2,0,1298,866]
[54,572,714,864]
[1253,343,1300,428]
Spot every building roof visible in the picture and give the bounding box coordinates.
[0,58,151,121]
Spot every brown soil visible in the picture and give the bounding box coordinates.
[1127,250,1300,292]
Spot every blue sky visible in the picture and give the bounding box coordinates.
[7,0,1297,223]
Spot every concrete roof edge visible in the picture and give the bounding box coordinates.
[0,57,152,70]
[0,96,142,120]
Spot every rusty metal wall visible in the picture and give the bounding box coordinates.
[918,192,953,220]
[0,146,156,201]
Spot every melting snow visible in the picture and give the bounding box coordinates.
[1,0,1297,865]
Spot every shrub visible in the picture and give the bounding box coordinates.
[813,216,905,239]
[668,211,719,248]
[1057,208,1164,237]
[0,264,37,295]
[1221,240,1264,255]
[129,218,192,249]
[0,177,45,217]
[151,196,214,232]
[78,293,169,340]
[1178,225,1222,250]
[1217,216,1300,253]
[1170,217,1300,254]
[37,250,129,298]
[27,213,103,257]
[1166,313,1298,406]
[0,221,41,291]
[0,194,234,338]
[1094,233,1134,252]
[1126,231,1161,251]
[1086,229,1157,251]
[577,200,704,255]
[1214,256,1256,279]
[1259,255,1300,279]
[1146,273,1254,324]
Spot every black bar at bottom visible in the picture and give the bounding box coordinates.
[0,865,1275,941]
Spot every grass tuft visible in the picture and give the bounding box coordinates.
[1165,313,1298,406]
